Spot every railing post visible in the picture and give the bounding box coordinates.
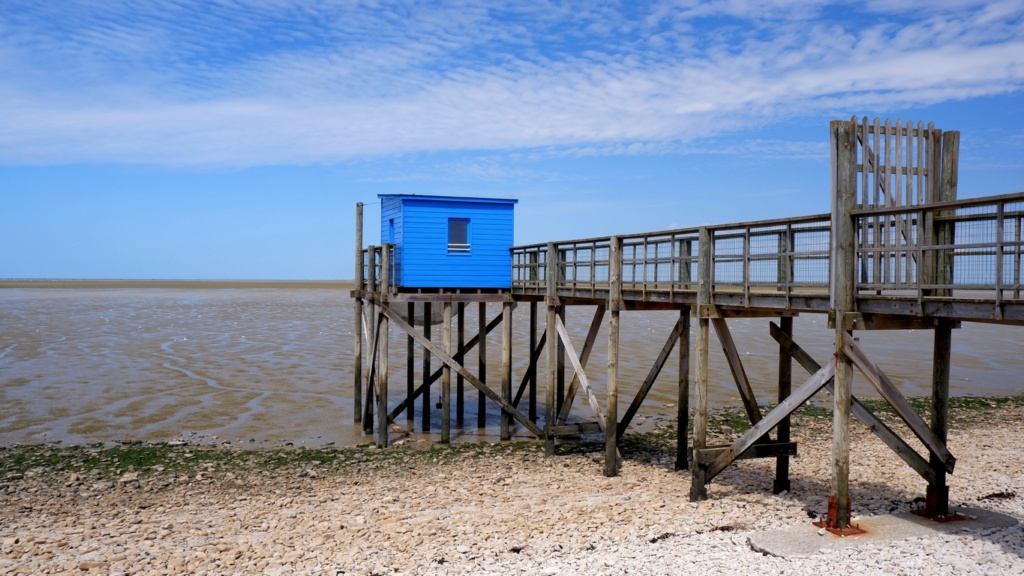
[545,242,559,456]
[829,119,858,531]
[606,236,622,477]
[353,203,363,423]
[690,226,712,501]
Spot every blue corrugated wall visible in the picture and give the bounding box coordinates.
[379,195,516,289]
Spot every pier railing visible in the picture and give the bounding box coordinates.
[852,191,1024,304]
[511,214,833,306]
[511,192,1024,315]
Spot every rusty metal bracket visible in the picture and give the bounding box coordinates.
[812,495,867,536]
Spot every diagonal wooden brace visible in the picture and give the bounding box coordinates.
[770,322,936,484]
[381,306,544,437]
[843,338,956,474]
[705,363,834,482]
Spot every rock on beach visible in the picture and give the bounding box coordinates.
[1,406,1023,575]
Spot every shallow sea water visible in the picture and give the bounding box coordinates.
[0,284,1020,447]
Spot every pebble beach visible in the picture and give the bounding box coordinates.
[2,404,1022,575]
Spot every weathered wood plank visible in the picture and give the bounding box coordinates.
[551,422,603,436]
[697,441,797,464]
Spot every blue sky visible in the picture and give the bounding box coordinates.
[2,1,1022,280]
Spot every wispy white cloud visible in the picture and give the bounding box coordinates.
[0,0,1022,165]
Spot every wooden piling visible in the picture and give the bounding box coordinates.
[676,307,691,471]
[364,245,377,434]
[501,301,513,441]
[422,302,432,432]
[690,227,711,501]
[353,203,363,424]
[377,245,391,449]
[830,119,858,530]
[545,242,558,456]
[606,236,622,477]
[529,301,538,421]
[457,303,465,427]
[478,302,487,428]
[774,316,793,494]
[928,322,952,516]
[407,302,415,425]
[441,302,452,443]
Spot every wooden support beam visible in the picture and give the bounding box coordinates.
[830,119,857,530]
[690,227,712,501]
[362,311,381,431]
[705,363,834,482]
[606,236,623,477]
[556,305,605,424]
[380,306,545,437]
[421,302,432,433]
[697,441,798,464]
[551,422,603,436]
[617,312,687,438]
[774,316,793,494]
[843,338,956,473]
[711,317,763,427]
[406,302,415,425]
[928,323,953,516]
[501,302,513,441]
[676,308,691,471]
[456,303,465,427]
[353,202,364,424]
[545,242,558,456]
[513,330,547,409]
[529,301,538,420]
[478,302,487,429]
[441,302,452,443]
[377,245,391,449]
[769,322,935,484]
[554,316,613,438]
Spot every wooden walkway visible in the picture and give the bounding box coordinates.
[352,118,1023,533]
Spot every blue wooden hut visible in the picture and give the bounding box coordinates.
[379,194,518,289]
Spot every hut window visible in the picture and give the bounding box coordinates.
[448,218,470,252]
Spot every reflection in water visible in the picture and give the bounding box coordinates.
[0,285,1020,447]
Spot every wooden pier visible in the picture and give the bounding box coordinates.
[351,118,1024,533]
